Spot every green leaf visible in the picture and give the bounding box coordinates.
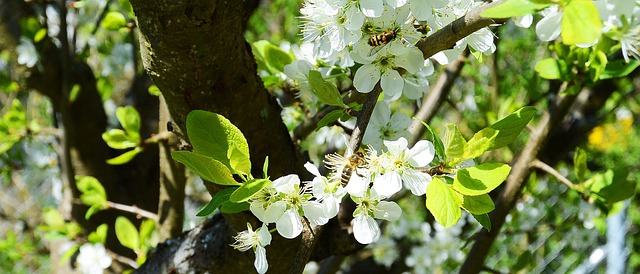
[464,127,498,159]
[535,58,571,80]
[106,147,142,165]
[34,28,47,43]
[116,106,141,142]
[88,224,109,244]
[220,201,250,213]
[513,250,533,271]
[426,177,462,228]
[444,123,467,162]
[488,106,536,150]
[102,129,138,149]
[102,11,127,30]
[42,208,66,229]
[481,0,551,18]
[228,146,252,177]
[186,110,251,175]
[115,217,139,251]
[196,187,237,216]
[453,163,511,196]
[316,109,345,130]
[148,85,161,96]
[561,0,602,45]
[472,213,492,231]
[573,147,587,181]
[4,99,26,128]
[251,40,276,73]
[69,84,81,103]
[76,176,107,208]
[264,43,292,73]
[414,118,446,160]
[262,156,269,179]
[600,59,640,79]
[138,219,155,248]
[171,151,240,186]
[588,169,634,205]
[460,193,495,214]
[229,178,271,203]
[308,70,347,107]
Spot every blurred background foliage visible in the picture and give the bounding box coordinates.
[0,0,638,273]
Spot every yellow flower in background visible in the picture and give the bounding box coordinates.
[588,115,635,151]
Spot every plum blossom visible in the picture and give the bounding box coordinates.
[374,137,435,196]
[76,243,112,274]
[351,190,402,244]
[362,101,412,151]
[230,223,272,274]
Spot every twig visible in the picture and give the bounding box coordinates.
[531,159,580,190]
[106,201,159,221]
[347,84,383,152]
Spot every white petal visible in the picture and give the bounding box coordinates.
[344,5,365,30]
[360,0,384,17]
[276,209,304,239]
[514,14,533,28]
[373,201,402,221]
[254,245,269,274]
[257,224,272,246]
[394,48,425,74]
[407,140,435,167]
[353,214,380,244]
[389,112,412,130]
[535,10,563,41]
[346,174,369,197]
[322,195,340,218]
[302,201,330,226]
[272,174,300,194]
[383,137,408,156]
[250,203,268,223]
[380,69,404,100]
[371,101,391,126]
[263,200,287,223]
[304,162,322,177]
[353,64,381,93]
[372,172,403,197]
[401,170,431,196]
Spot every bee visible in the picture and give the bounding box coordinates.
[367,30,397,56]
[413,22,431,35]
[324,151,368,186]
[420,162,451,176]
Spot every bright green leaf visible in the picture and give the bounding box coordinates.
[573,147,587,181]
[444,123,467,162]
[196,187,237,216]
[308,70,347,107]
[34,28,47,43]
[76,175,107,208]
[262,156,269,179]
[229,178,271,203]
[600,59,640,79]
[102,11,127,30]
[264,43,292,72]
[535,58,571,80]
[472,213,492,231]
[561,0,602,45]
[488,106,536,150]
[453,163,511,196]
[171,151,240,186]
[228,146,252,176]
[426,177,462,228]
[460,193,495,214]
[186,110,251,175]
[588,169,634,205]
[464,127,498,159]
[148,85,161,96]
[138,219,155,248]
[116,106,141,141]
[481,0,551,18]
[69,84,81,103]
[4,99,26,128]
[106,147,142,165]
[115,217,139,251]
[102,129,138,149]
[42,208,66,229]
[88,224,109,244]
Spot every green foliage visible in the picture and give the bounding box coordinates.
[600,60,640,79]
[102,11,127,31]
[252,40,293,76]
[185,110,251,176]
[444,123,467,161]
[115,217,156,265]
[39,208,82,241]
[0,99,27,155]
[308,70,348,107]
[0,230,49,274]
[230,178,272,203]
[573,147,587,181]
[426,177,462,228]
[481,0,551,18]
[171,151,240,186]
[535,58,571,81]
[76,176,108,219]
[561,0,602,45]
[487,106,536,150]
[88,224,109,244]
[453,163,511,196]
[196,187,237,216]
[102,106,143,165]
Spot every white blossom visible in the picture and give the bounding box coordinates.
[230,223,272,274]
[76,243,112,274]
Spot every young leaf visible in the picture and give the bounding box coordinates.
[444,123,467,162]
[535,58,571,80]
[472,213,492,231]
[76,176,108,208]
[460,193,495,215]
[464,127,498,160]
[414,118,446,160]
[573,147,587,181]
[488,106,536,150]
[115,216,139,251]
[102,129,138,149]
[196,187,237,216]
[453,163,511,196]
[308,70,347,107]
[229,178,271,203]
[600,59,640,79]
[220,201,251,213]
[186,110,251,175]
[264,43,292,73]
[561,0,602,45]
[480,0,550,18]
[101,11,127,30]
[262,156,269,179]
[171,151,240,186]
[116,106,141,142]
[426,177,462,228]
[228,146,252,176]
[316,109,345,131]
[588,169,634,205]
[138,219,155,248]
[106,147,142,165]
[88,224,109,244]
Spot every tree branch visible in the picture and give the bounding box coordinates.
[531,159,580,190]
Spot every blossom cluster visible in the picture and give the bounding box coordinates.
[231,137,437,273]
